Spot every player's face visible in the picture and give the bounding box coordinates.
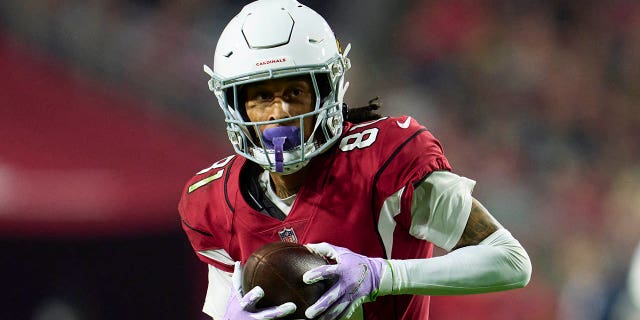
[244,76,315,139]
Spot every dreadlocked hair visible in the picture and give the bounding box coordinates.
[344,97,383,124]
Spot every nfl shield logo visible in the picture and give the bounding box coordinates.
[278,227,298,243]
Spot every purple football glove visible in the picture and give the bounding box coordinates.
[303,243,385,320]
[224,262,297,320]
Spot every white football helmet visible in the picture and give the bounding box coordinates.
[204,0,351,174]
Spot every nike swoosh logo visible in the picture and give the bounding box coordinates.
[396,116,411,129]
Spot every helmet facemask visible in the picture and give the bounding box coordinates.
[204,57,350,174]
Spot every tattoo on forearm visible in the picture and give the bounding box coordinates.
[452,198,499,250]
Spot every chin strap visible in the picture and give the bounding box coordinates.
[273,136,285,172]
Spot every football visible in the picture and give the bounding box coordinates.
[242,242,336,319]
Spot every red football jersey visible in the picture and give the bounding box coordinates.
[179,116,452,319]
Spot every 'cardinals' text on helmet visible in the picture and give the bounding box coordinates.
[204,0,351,174]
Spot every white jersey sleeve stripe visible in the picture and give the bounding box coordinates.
[198,249,235,266]
[377,186,405,258]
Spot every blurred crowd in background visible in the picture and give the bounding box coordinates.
[1,0,639,319]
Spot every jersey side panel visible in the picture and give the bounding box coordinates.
[373,117,450,320]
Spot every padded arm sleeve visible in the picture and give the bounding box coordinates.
[378,228,532,296]
[409,170,476,251]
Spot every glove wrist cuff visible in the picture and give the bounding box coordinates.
[377,259,394,296]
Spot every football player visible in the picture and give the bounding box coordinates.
[179,1,532,319]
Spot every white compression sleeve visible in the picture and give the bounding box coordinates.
[378,228,531,296]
